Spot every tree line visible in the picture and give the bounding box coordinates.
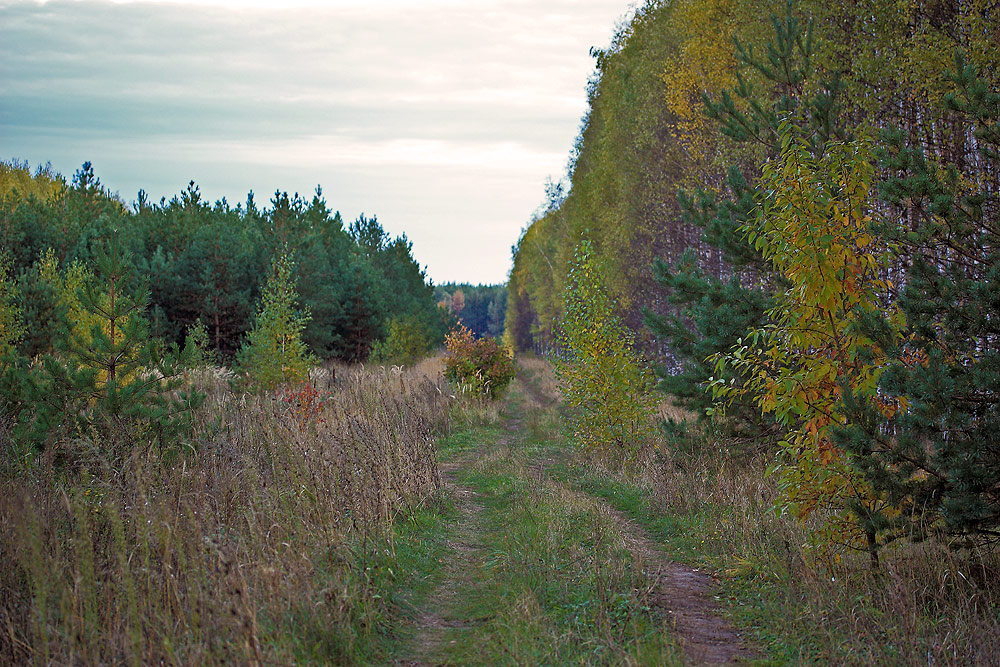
[0,160,446,364]
[434,283,506,341]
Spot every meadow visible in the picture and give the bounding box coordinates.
[2,356,999,664]
[1,360,452,664]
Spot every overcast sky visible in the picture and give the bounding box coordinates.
[0,0,634,284]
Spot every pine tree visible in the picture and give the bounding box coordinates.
[0,254,27,451]
[236,249,316,391]
[24,234,202,457]
[645,2,845,444]
[836,55,1000,546]
[0,255,23,361]
[293,195,359,359]
[16,250,65,359]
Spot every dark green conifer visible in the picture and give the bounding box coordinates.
[645,3,844,443]
[349,214,443,360]
[836,55,1000,544]
[25,233,202,458]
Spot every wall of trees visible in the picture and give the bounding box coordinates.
[509,0,999,555]
[506,0,999,358]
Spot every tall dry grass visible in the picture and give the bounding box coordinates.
[609,422,1000,664]
[524,354,1000,664]
[0,363,450,664]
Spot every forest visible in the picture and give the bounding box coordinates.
[0,160,450,363]
[434,282,507,340]
[509,0,999,557]
[507,0,999,356]
[1,0,999,663]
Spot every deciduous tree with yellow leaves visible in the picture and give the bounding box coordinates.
[709,125,901,565]
[556,240,656,457]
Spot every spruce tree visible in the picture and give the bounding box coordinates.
[236,249,316,391]
[836,55,1000,545]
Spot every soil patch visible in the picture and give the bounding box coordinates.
[603,503,755,664]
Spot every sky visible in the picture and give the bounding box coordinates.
[0,0,635,285]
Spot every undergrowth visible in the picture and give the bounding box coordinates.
[567,447,1000,664]
[522,354,1000,665]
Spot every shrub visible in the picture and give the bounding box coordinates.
[369,314,433,366]
[443,325,515,399]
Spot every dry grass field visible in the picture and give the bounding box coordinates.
[2,356,997,665]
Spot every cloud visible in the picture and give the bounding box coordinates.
[0,0,632,283]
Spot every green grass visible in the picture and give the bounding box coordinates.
[385,371,689,665]
[437,447,683,666]
[404,359,1000,666]
[437,423,504,462]
[556,465,724,565]
[552,443,1000,665]
[250,491,461,665]
[450,372,689,663]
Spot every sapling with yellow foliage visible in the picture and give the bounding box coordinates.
[709,125,902,565]
[555,240,656,457]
